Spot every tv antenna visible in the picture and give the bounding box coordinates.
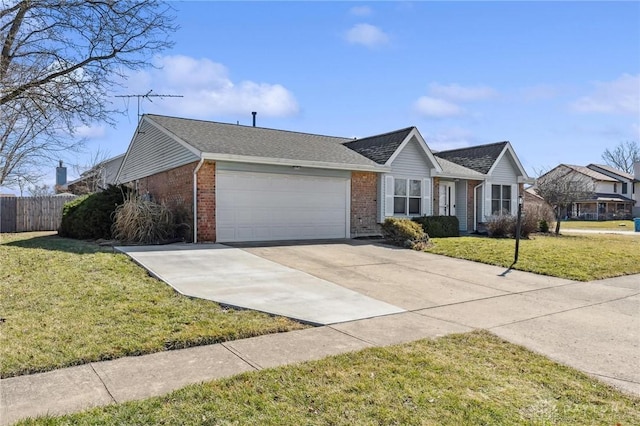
[115,90,183,118]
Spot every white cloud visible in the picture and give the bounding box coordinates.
[123,55,299,118]
[428,83,497,102]
[413,82,498,118]
[350,6,372,16]
[414,96,464,118]
[345,23,389,48]
[571,73,640,115]
[73,124,106,139]
[425,127,476,152]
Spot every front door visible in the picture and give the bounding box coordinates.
[439,181,456,216]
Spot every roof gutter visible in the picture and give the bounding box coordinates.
[192,158,205,243]
[200,153,390,173]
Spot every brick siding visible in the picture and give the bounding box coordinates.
[135,162,196,241]
[351,171,380,237]
[195,161,216,242]
[466,180,482,232]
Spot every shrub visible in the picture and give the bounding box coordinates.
[381,217,430,250]
[112,194,176,244]
[539,219,549,233]
[413,216,459,238]
[485,212,513,238]
[508,210,539,238]
[59,185,130,240]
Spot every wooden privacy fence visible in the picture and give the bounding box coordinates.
[0,195,77,233]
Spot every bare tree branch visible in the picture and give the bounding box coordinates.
[601,141,639,174]
[0,0,177,187]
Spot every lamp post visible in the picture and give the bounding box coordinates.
[514,194,524,264]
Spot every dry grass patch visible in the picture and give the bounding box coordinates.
[0,232,306,378]
[18,331,640,425]
[426,233,640,281]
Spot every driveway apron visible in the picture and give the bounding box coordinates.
[116,244,404,325]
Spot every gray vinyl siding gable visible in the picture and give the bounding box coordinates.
[489,152,518,183]
[389,136,434,177]
[118,120,199,183]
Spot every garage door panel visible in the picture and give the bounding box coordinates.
[216,171,348,242]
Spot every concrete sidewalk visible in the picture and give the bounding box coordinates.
[2,276,638,424]
[1,243,638,424]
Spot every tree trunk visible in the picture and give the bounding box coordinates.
[554,207,562,236]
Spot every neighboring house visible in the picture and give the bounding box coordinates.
[65,154,125,195]
[539,164,636,220]
[115,114,531,243]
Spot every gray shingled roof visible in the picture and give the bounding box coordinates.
[436,157,485,178]
[563,164,617,182]
[146,114,382,169]
[434,141,508,174]
[588,163,634,181]
[342,127,415,164]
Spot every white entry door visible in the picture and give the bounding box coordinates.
[439,181,456,216]
[216,170,349,242]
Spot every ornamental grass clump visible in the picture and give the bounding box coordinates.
[112,194,174,244]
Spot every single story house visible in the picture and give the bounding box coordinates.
[115,114,532,242]
[64,154,125,195]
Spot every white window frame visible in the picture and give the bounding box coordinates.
[491,184,512,215]
[393,178,422,216]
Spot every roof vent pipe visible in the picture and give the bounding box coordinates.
[252,111,257,127]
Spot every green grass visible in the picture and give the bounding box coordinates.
[0,232,306,378]
[561,220,635,231]
[18,331,640,425]
[426,234,640,281]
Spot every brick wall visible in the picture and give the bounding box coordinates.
[466,180,482,231]
[432,177,440,215]
[136,162,196,241]
[351,171,380,237]
[196,161,216,242]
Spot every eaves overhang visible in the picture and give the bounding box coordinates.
[200,152,391,173]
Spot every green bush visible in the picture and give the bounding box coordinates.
[59,185,131,240]
[381,217,430,250]
[413,216,459,238]
[539,219,549,233]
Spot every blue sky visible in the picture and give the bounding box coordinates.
[12,1,640,190]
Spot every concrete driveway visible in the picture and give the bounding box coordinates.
[119,240,639,395]
[240,240,640,395]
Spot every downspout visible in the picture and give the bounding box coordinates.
[473,182,483,232]
[192,158,205,243]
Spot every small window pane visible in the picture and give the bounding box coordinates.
[502,185,511,199]
[409,198,421,215]
[502,200,511,213]
[492,185,501,199]
[491,200,500,215]
[394,197,406,214]
[394,179,406,196]
[409,180,421,197]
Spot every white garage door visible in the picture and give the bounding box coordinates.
[216,170,349,242]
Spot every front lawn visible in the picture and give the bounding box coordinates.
[18,331,640,425]
[0,232,306,378]
[561,220,635,231]
[426,233,640,281]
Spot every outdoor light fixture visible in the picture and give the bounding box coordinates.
[514,194,524,265]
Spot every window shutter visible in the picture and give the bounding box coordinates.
[511,184,518,215]
[484,181,492,218]
[384,175,394,217]
[422,178,431,216]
